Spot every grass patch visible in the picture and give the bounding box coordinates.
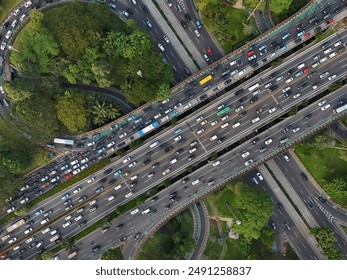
[205,186,236,218]
[202,219,223,260]
[341,225,347,236]
[294,144,347,206]
[223,7,248,52]
[316,27,337,42]
[0,0,22,22]
[137,209,194,260]
[342,116,347,127]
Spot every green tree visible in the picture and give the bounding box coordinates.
[268,0,294,14]
[328,82,343,92]
[105,103,120,119]
[56,90,89,133]
[231,187,273,240]
[101,248,124,260]
[29,9,44,32]
[11,96,59,143]
[3,78,37,102]
[0,174,23,208]
[311,227,344,259]
[156,83,171,101]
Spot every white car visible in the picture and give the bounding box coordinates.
[174,135,182,142]
[252,117,260,123]
[292,127,300,133]
[74,215,83,221]
[19,14,26,22]
[163,35,170,43]
[283,154,290,161]
[268,107,277,114]
[203,54,209,62]
[235,105,244,112]
[275,75,283,82]
[73,187,82,194]
[328,52,336,58]
[123,157,131,164]
[328,74,337,80]
[89,200,97,206]
[158,44,165,52]
[265,138,273,145]
[128,161,137,168]
[42,227,51,234]
[244,159,253,166]
[256,172,264,180]
[323,48,332,54]
[64,215,72,221]
[241,151,250,158]
[0,42,6,50]
[119,132,127,139]
[62,221,72,228]
[248,55,257,61]
[13,9,20,16]
[196,128,204,134]
[333,41,342,47]
[20,197,29,204]
[282,87,291,93]
[26,237,35,244]
[196,115,204,122]
[221,115,229,121]
[285,77,293,84]
[11,20,18,28]
[293,93,301,99]
[321,104,331,111]
[24,1,32,8]
[24,227,33,235]
[87,177,95,183]
[212,160,220,167]
[318,100,327,106]
[211,120,218,126]
[8,237,17,244]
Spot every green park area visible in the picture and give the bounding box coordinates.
[196,0,250,53]
[137,209,195,260]
[202,181,299,259]
[294,130,347,207]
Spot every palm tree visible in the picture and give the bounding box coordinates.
[92,100,108,118]
[93,114,106,126]
[120,80,132,93]
[106,103,120,119]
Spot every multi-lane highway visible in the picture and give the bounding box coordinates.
[48,86,347,260]
[1,41,346,258]
[1,0,345,218]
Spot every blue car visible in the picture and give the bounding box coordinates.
[114,169,122,177]
[61,193,70,200]
[171,111,179,118]
[109,3,116,9]
[134,118,142,124]
[175,127,183,134]
[281,44,288,51]
[252,177,259,185]
[35,209,44,216]
[294,70,303,77]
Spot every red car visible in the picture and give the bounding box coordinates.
[65,173,73,180]
[0,252,8,260]
[326,18,334,24]
[304,33,310,38]
[40,182,49,189]
[206,47,213,56]
[303,67,310,73]
[246,50,254,57]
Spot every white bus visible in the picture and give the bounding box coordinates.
[333,104,347,114]
[248,83,260,92]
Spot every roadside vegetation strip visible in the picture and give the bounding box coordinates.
[152,0,200,70]
[0,0,22,22]
[50,194,146,255]
[0,158,110,227]
[316,27,337,42]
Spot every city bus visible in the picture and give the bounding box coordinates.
[333,104,347,114]
[6,218,26,233]
[217,106,231,116]
[199,75,212,86]
[67,250,78,259]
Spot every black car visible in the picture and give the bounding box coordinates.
[235,89,244,96]
[164,146,173,153]
[249,97,258,104]
[92,246,100,252]
[184,67,191,76]
[224,79,232,85]
[270,72,278,79]
[175,149,183,155]
[120,236,127,242]
[38,248,45,254]
[151,163,159,169]
[184,13,191,21]
[169,192,177,199]
[78,221,87,227]
[239,111,247,118]
[251,138,259,145]
[277,203,284,213]
[239,96,248,103]
[151,196,158,203]
[127,8,134,14]
[294,38,302,44]
[165,204,173,210]
[143,159,151,165]
[338,99,345,106]
[140,4,149,13]
[300,172,308,180]
[217,137,225,143]
[319,195,327,203]
[237,60,243,66]
[269,85,278,92]
[145,151,154,157]
[134,232,141,240]
[181,21,187,28]
[178,139,186,145]
[159,143,167,149]
[188,155,195,161]
[108,178,117,185]
[115,224,123,231]
[3,21,9,28]
[287,68,295,75]
[199,94,207,101]
[303,113,312,120]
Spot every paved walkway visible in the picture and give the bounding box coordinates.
[148,0,206,69]
[258,164,327,259]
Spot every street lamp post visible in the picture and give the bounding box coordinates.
[8,45,20,53]
[225,202,241,225]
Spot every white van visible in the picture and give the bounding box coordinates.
[150,141,159,148]
[232,122,241,128]
[212,160,220,167]
[252,117,260,123]
[192,179,200,185]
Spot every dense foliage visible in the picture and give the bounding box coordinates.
[311,227,344,259]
